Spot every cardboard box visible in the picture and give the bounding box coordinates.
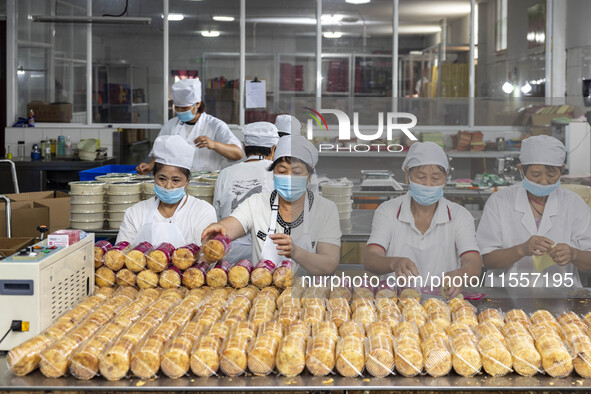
[27,101,73,123]
[0,237,35,259]
[531,126,551,136]
[48,229,81,247]
[0,201,50,237]
[5,191,70,233]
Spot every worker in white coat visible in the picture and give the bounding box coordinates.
[213,121,279,262]
[118,135,217,247]
[477,135,591,287]
[136,79,243,174]
[275,114,302,137]
[202,135,341,275]
[364,142,482,298]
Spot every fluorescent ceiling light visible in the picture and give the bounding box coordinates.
[164,13,184,21]
[324,31,343,38]
[201,30,221,37]
[400,2,470,16]
[502,82,515,94]
[32,15,151,24]
[246,17,362,25]
[346,0,371,4]
[398,25,441,34]
[213,16,235,22]
[321,14,343,23]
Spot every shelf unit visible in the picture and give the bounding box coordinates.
[92,64,150,124]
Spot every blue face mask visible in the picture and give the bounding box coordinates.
[177,106,195,123]
[409,181,444,206]
[274,174,308,202]
[154,183,186,204]
[521,175,560,197]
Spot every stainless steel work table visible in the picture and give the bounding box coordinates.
[2,287,591,391]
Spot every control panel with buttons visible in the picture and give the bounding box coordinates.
[7,245,64,262]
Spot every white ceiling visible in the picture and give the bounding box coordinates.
[87,0,473,37]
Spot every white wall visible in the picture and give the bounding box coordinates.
[565,0,591,105]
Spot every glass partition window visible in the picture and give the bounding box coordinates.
[16,0,88,121]
[92,0,163,124]
[170,0,240,125]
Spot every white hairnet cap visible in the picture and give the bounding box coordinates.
[274,135,318,168]
[153,135,195,170]
[172,79,202,107]
[275,115,302,135]
[242,122,279,148]
[519,135,566,166]
[402,141,449,171]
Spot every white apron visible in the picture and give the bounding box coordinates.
[259,192,314,274]
[131,196,188,248]
[171,116,226,171]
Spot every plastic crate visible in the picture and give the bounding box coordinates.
[79,164,137,181]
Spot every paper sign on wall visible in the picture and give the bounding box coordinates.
[245,79,266,109]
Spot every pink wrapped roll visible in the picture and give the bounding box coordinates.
[125,242,154,273]
[251,260,276,289]
[147,242,176,273]
[182,262,208,289]
[228,259,254,289]
[206,260,231,288]
[160,266,182,289]
[273,260,293,289]
[172,243,200,270]
[94,241,112,269]
[104,241,131,271]
[202,234,232,263]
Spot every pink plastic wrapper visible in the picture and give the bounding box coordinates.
[256,259,277,272]
[210,260,231,274]
[203,234,232,262]
[177,243,201,256]
[131,241,153,254]
[195,261,209,276]
[277,260,292,270]
[233,259,254,274]
[95,240,113,254]
[111,241,130,252]
[152,242,175,263]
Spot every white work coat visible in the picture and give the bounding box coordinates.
[367,193,480,283]
[477,184,591,287]
[152,113,242,172]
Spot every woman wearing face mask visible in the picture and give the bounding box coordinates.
[477,135,591,287]
[364,142,482,298]
[136,79,243,174]
[201,135,341,275]
[117,135,217,247]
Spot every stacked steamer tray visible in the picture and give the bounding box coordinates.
[69,181,106,230]
[107,181,142,229]
[188,181,215,205]
[142,180,155,200]
[321,178,354,232]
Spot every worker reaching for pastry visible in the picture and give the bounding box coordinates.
[363,142,482,298]
[202,135,341,275]
[118,135,217,247]
[477,135,591,287]
[213,121,279,262]
[136,79,243,174]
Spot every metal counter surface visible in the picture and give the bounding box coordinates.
[2,288,591,391]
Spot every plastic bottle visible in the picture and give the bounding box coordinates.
[44,142,51,161]
[40,140,46,159]
[6,146,12,160]
[50,138,56,159]
[28,109,35,127]
[65,136,72,157]
[17,141,25,160]
[57,136,65,157]
[31,144,41,161]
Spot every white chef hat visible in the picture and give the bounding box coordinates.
[275,114,302,135]
[153,135,195,170]
[273,135,318,168]
[519,135,566,166]
[242,122,280,148]
[172,79,202,107]
[402,141,449,171]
